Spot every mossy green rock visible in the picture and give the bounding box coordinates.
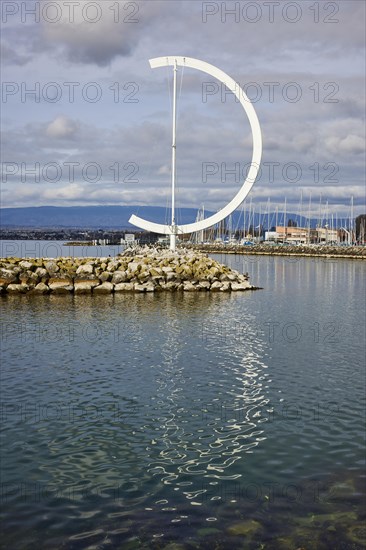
[227,519,262,537]
[346,522,366,545]
[197,527,221,537]
[326,479,357,500]
[294,510,357,528]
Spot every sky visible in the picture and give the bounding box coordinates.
[1,0,365,220]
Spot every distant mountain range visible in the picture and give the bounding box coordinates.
[0,205,316,230]
[1,206,196,229]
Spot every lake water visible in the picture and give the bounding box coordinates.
[0,240,124,259]
[0,249,365,549]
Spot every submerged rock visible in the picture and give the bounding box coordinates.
[227,519,262,537]
[346,522,366,545]
[325,478,358,501]
[293,510,357,528]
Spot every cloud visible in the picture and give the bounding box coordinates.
[40,0,162,66]
[158,165,170,175]
[325,134,365,155]
[45,116,79,139]
[322,119,365,156]
[0,42,31,66]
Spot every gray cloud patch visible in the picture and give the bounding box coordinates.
[1,42,32,66]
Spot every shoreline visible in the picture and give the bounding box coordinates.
[0,247,258,295]
[186,243,366,260]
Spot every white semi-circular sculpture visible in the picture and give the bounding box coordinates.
[129,56,262,235]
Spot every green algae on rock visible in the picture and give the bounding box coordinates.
[227,518,262,537]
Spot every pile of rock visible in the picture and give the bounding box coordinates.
[188,243,366,258]
[0,248,256,295]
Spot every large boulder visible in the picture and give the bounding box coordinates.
[111,271,127,284]
[6,284,29,293]
[198,281,211,290]
[35,267,48,278]
[156,281,176,291]
[220,282,231,291]
[29,282,50,295]
[19,260,33,270]
[134,282,155,292]
[74,280,99,294]
[210,281,223,291]
[127,261,140,275]
[49,278,74,293]
[114,282,134,292]
[19,271,39,286]
[99,271,111,282]
[106,261,119,272]
[76,263,94,275]
[0,269,18,283]
[137,270,150,282]
[45,261,59,275]
[231,281,251,291]
[183,281,197,292]
[93,282,114,294]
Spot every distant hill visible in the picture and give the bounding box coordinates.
[0,205,316,230]
[0,206,210,229]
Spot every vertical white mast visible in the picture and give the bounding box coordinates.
[170,59,178,250]
[300,189,303,229]
[350,195,354,244]
[243,202,246,240]
[308,192,312,244]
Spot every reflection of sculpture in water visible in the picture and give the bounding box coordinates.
[146,295,270,506]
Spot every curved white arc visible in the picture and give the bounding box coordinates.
[129,56,262,234]
[129,214,179,235]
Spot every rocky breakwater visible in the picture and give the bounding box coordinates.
[189,243,366,259]
[0,247,257,295]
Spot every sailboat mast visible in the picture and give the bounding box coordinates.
[308,192,311,244]
[350,195,354,244]
[170,59,178,250]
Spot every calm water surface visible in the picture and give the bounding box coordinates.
[1,253,365,549]
[0,240,124,259]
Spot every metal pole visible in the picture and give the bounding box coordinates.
[308,192,311,244]
[350,195,354,244]
[170,59,178,250]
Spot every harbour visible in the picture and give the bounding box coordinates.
[1,253,365,548]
